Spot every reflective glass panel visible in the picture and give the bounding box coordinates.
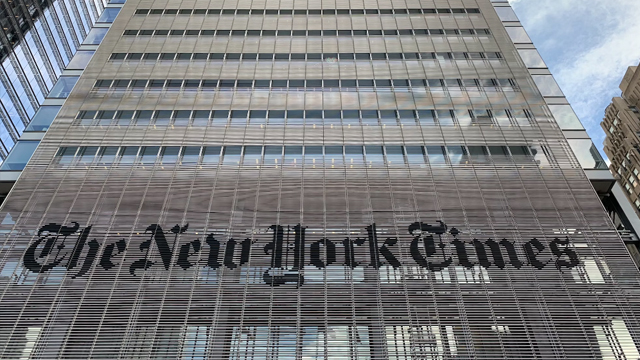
[49,77,79,98]
[0,141,39,170]
[25,106,60,131]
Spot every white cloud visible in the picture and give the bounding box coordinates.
[510,0,640,153]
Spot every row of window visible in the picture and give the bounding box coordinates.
[109,51,503,62]
[74,109,531,127]
[55,144,541,167]
[94,78,516,90]
[123,28,491,37]
[134,8,481,15]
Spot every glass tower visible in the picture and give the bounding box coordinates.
[0,0,110,160]
[0,0,639,358]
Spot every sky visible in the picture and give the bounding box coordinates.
[508,0,640,158]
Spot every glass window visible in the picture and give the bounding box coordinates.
[493,109,511,126]
[495,7,519,21]
[405,146,426,165]
[455,110,472,126]
[532,75,564,97]
[511,109,530,126]
[365,146,385,165]
[202,147,221,164]
[473,110,493,125]
[549,105,584,130]
[49,76,79,98]
[264,146,282,166]
[325,146,343,166]
[161,147,180,165]
[385,146,405,165]
[78,147,99,165]
[505,27,531,43]
[99,147,119,165]
[135,111,153,126]
[0,141,40,170]
[345,145,363,165]
[568,139,607,170]
[222,146,242,165]
[119,147,139,164]
[181,147,201,164]
[436,110,454,126]
[67,51,95,70]
[304,146,323,166]
[243,146,262,166]
[116,110,134,125]
[154,110,172,126]
[518,49,546,68]
[284,146,302,166]
[98,8,121,22]
[25,106,60,131]
[509,146,532,163]
[212,110,229,126]
[468,146,489,163]
[417,110,436,125]
[84,27,108,44]
[489,146,510,163]
[398,110,416,125]
[447,146,467,164]
[425,146,446,165]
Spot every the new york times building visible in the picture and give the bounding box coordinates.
[1,0,639,358]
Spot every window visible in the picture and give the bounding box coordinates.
[325,146,343,166]
[119,147,139,164]
[222,146,242,165]
[84,28,108,44]
[78,147,99,165]
[532,75,564,97]
[49,76,79,98]
[495,7,519,21]
[365,146,385,165]
[98,8,120,22]
[567,139,607,170]
[436,110,454,126]
[25,106,60,131]
[67,51,95,69]
[447,146,467,164]
[468,146,489,163]
[518,49,546,68]
[304,146,323,166]
[202,147,221,165]
[242,146,262,166]
[99,147,119,165]
[426,146,446,165]
[549,105,584,130]
[505,27,531,43]
[405,146,426,165]
[385,146,405,166]
[263,146,282,166]
[1,141,40,170]
[181,147,201,164]
[284,146,302,166]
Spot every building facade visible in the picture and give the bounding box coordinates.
[603,65,640,213]
[0,0,639,358]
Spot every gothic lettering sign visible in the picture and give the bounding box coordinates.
[22,221,581,286]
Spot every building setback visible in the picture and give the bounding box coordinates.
[0,0,639,358]
[0,0,109,161]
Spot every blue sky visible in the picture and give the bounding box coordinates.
[509,0,640,158]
